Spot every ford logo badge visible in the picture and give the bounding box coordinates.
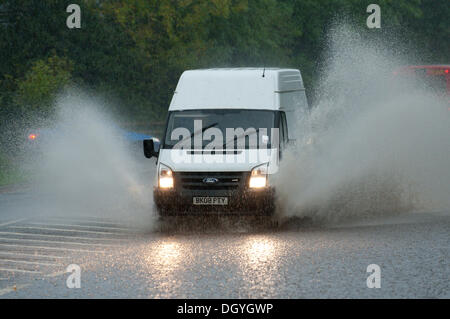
[203,177,219,184]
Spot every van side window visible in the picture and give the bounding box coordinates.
[280,112,288,145]
[278,114,284,150]
[278,112,288,159]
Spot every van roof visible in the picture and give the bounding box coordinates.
[169,68,304,111]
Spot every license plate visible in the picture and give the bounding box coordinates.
[193,197,228,205]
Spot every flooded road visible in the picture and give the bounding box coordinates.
[0,191,448,298]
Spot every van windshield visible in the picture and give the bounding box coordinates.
[163,109,276,149]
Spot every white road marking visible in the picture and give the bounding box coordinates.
[0,267,41,274]
[0,251,70,259]
[0,218,26,228]
[0,236,119,248]
[45,270,68,278]
[0,218,120,291]
[0,258,58,266]
[8,225,130,237]
[0,284,30,296]
[0,231,124,242]
[45,216,123,224]
[0,243,104,253]
[27,222,131,231]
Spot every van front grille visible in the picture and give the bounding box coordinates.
[175,172,245,190]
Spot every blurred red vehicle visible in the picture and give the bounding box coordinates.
[393,65,450,99]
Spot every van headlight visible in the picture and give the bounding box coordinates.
[249,163,268,189]
[158,163,174,189]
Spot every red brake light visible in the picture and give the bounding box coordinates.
[445,69,449,74]
[28,133,37,141]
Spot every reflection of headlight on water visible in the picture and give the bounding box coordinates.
[243,237,276,264]
[239,237,282,295]
[156,242,181,263]
[146,241,182,269]
[249,241,274,255]
[142,241,185,291]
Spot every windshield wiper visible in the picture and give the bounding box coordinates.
[178,122,219,145]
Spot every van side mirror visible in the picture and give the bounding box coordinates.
[143,139,159,158]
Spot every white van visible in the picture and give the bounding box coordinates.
[143,68,308,215]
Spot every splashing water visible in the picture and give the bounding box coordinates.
[29,91,156,228]
[274,24,450,223]
[20,24,449,229]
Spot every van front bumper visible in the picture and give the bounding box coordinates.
[153,187,275,215]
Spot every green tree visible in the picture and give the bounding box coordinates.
[0,0,448,124]
[14,54,73,115]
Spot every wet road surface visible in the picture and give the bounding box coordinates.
[0,191,448,298]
